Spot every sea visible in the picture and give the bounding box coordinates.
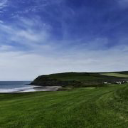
[0,81,61,93]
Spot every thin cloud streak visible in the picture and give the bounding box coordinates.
[0,0,8,9]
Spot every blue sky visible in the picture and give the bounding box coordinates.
[0,0,128,80]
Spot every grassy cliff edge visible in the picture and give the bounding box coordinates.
[31,72,128,87]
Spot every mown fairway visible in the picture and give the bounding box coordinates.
[0,84,128,128]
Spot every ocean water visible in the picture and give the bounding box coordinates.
[0,81,61,93]
[0,81,32,93]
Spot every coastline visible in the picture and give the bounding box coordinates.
[0,86,62,93]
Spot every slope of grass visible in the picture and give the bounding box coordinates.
[101,72,128,78]
[31,72,127,87]
[48,72,104,81]
[36,72,125,81]
[0,84,128,128]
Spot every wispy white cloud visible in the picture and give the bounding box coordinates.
[0,20,3,23]
[0,45,14,51]
[0,17,51,50]
[0,0,8,9]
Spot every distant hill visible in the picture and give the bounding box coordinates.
[31,72,128,87]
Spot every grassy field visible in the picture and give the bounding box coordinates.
[101,72,128,78]
[0,84,128,128]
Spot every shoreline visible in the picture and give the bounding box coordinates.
[0,86,62,93]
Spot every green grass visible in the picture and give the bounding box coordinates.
[44,72,124,81]
[31,72,128,87]
[101,73,128,78]
[48,72,103,81]
[0,84,128,128]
